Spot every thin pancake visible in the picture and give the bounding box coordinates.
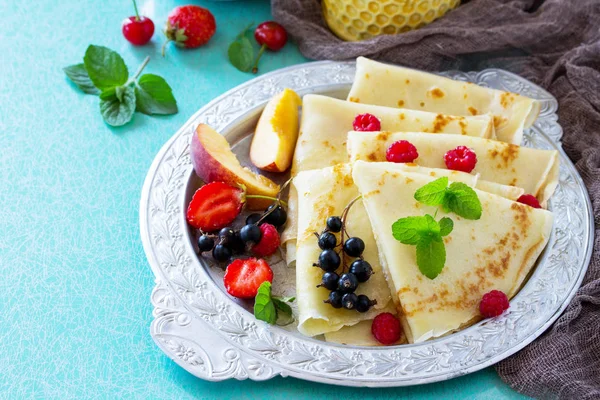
[347,57,540,144]
[347,131,558,205]
[352,161,554,343]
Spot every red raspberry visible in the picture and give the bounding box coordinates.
[251,223,280,257]
[479,290,510,318]
[386,140,419,163]
[517,194,541,209]
[371,312,402,345]
[444,146,477,173]
[353,113,381,132]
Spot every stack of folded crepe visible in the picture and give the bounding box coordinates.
[285,57,558,345]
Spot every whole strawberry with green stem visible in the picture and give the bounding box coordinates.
[162,5,216,56]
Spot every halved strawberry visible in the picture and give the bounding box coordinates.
[223,258,273,299]
[186,182,244,231]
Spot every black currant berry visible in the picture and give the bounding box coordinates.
[326,216,343,233]
[218,227,236,242]
[246,213,263,225]
[229,232,245,254]
[318,272,340,290]
[349,259,373,282]
[343,237,365,257]
[318,232,337,250]
[212,244,232,262]
[264,204,287,227]
[316,249,340,272]
[240,224,262,244]
[337,273,359,293]
[324,291,343,308]
[197,235,215,253]
[356,295,377,313]
[341,293,358,310]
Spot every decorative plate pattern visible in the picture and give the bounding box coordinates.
[140,61,593,386]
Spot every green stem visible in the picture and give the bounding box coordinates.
[161,39,172,58]
[132,0,140,20]
[246,194,288,207]
[251,44,267,74]
[126,56,150,86]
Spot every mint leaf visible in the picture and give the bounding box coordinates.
[84,45,128,91]
[414,177,449,206]
[135,74,178,115]
[416,237,446,279]
[63,63,100,94]
[254,281,277,324]
[272,298,293,317]
[446,182,482,220]
[228,36,255,72]
[99,86,136,127]
[392,216,429,245]
[439,217,454,236]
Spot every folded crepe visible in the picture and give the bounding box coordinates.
[292,94,495,174]
[352,161,554,343]
[347,131,558,205]
[294,164,395,337]
[283,94,496,266]
[347,57,541,144]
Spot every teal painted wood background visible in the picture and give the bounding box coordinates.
[0,0,528,398]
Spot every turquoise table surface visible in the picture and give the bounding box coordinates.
[0,0,529,398]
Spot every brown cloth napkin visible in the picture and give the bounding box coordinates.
[272,0,600,398]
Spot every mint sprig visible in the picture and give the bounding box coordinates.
[64,45,178,127]
[391,177,482,279]
[254,282,295,325]
[392,214,453,279]
[414,177,482,220]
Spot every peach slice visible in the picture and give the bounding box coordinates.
[250,88,302,172]
[191,124,280,210]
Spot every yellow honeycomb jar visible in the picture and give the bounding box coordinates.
[323,0,461,41]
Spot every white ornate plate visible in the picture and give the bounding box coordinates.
[140,61,594,386]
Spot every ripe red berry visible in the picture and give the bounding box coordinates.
[444,146,477,173]
[517,194,542,209]
[479,290,510,318]
[122,16,155,45]
[251,223,281,257]
[353,113,381,132]
[371,313,402,345]
[254,21,288,51]
[186,182,244,231]
[223,258,273,299]
[386,140,419,163]
[163,5,216,56]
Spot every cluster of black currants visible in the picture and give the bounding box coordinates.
[196,203,287,262]
[314,215,376,313]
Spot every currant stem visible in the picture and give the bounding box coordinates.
[339,195,362,272]
[246,195,288,208]
[251,44,267,74]
[132,0,140,21]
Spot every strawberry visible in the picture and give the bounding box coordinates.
[223,258,273,299]
[162,5,216,56]
[186,182,244,231]
[251,223,280,257]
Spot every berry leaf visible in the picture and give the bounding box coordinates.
[83,45,129,91]
[439,217,454,237]
[254,281,277,324]
[445,182,482,220]
[228,36,255,72]
[135,74,178,115]
[63,63,100,95]
[99,86,136,127]
[414,177,449,206]
[416,237,446,279]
